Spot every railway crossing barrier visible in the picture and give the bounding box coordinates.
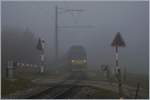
[6,60,42,79]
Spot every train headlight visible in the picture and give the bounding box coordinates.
[83,59,87,63]
[71,60,75,63]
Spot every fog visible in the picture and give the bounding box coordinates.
[2,1,149,75]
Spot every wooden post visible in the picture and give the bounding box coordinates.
[135,83,140,99]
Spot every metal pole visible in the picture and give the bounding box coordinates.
[55,5,58,62]
[40,54,44,73]
[40,41,45,73]
[115,46,123,98]
[115,47,118,67]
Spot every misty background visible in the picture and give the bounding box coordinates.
[1,1,149,75]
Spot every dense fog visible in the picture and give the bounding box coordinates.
[2,1,149,75]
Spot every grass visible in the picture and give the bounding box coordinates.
[1,78,33,96]
[124,73,149,90]
[87,71,149,89]
[1,71,66,96]
[94,88,119,99]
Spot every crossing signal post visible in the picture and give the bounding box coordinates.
[111,32,126,98]
[37,38,45,73]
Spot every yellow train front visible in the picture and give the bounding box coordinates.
[68,45,87,72]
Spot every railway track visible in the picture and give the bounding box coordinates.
[26,72,86,99]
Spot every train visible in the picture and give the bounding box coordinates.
[67,45,87,72]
